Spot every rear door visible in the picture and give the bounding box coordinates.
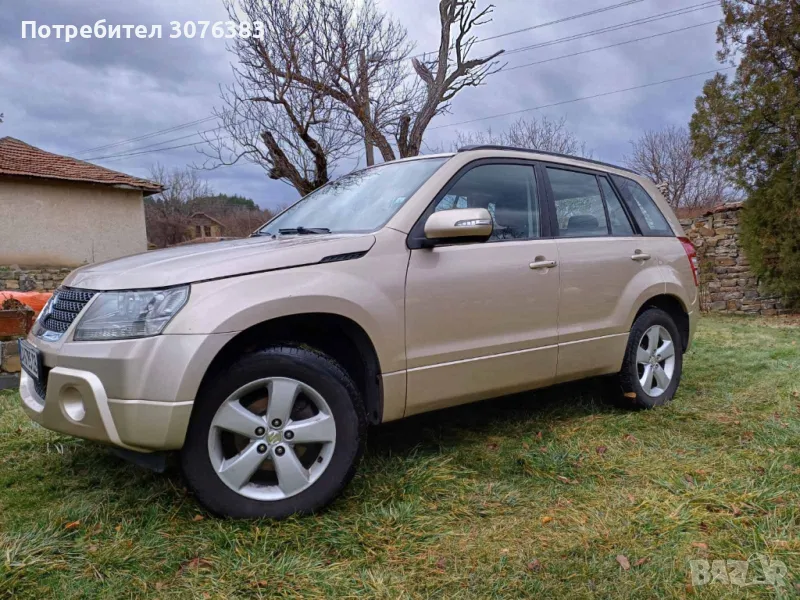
[540,164,662,382]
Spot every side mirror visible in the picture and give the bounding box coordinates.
[423,208,493,244]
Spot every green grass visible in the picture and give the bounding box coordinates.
[1,315,799,598]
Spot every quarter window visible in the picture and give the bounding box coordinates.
[599,177,634,236]
[611,175,672,236]
[547,168,608,237]
[434,164,540,240]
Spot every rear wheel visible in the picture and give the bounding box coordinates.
[613,308,684,409]
[181,345,365,519]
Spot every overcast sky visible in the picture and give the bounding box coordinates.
[0,0,724,209]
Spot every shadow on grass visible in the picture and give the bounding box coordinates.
[44,377,623,510]
[366,376,625,458]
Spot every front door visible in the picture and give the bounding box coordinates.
[404,162,560,415]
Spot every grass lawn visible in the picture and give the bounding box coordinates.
[1,315,799,598]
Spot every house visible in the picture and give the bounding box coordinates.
[0,137,161,267]
[185,212,225,240]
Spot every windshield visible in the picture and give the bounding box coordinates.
[259,157,448,235]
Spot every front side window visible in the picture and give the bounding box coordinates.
[611,175,672,236]
[547,168,609,237]
[433,164,540,241]
[260,158,448,235]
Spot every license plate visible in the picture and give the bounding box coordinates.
[18,339,42,382]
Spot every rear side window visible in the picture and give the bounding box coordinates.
[611,175,672,236]
[547,168,608,237]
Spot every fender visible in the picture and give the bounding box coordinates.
[166,252,409,376]
[616,268,669,336]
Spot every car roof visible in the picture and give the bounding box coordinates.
[456,145,641,177]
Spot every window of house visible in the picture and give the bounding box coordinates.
[204,225,212,237]
[599,177,634,236]
[611,175,672,236]
[433,164,540,241]
[547,168,609,237]
[195,225,202,237]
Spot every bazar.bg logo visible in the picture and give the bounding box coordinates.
[689,555,788,587]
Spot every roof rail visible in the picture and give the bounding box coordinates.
[457,145,640,176]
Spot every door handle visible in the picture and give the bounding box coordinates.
[529,260,557,270]
[631,252,651,262]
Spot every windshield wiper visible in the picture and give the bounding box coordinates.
[278,226,331,235]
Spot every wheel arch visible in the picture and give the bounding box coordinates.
[196,312,384,425]
[632,294,690,351]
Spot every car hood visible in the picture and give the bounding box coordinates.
[63,234,377,290]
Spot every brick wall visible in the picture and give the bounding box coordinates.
[0,265,72,292]
[680,204,785,315]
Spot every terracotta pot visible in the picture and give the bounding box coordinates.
[0,291,52,316]
[0,309,35,339]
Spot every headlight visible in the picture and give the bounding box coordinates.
[73,286,189,341]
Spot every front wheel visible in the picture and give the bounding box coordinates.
[613,308,684,409]
[181,345,366,519]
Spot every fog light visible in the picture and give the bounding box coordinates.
[61,386,86,422]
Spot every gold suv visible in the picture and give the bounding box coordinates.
[18,146,699,518]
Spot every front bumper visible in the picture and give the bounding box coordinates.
[18,331,236,451]
[21,369,192,451]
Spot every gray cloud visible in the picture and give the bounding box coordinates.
[0,0,724,208]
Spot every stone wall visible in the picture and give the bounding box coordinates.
[680,203,785,315]
[0,265,72,292]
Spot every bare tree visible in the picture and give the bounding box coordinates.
[624,126,732,211]
[453,116,591,156]
[149,164,213,204]
[201,1,359,196]
[146,165,279,245]
[217,0,504,186]
[399,0,504,157]
[145,165,214,247]
[306,0,416,165]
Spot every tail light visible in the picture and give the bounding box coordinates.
[678,236,699,287]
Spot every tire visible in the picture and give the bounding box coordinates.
[612,307,684,409]
[181,345,366,519]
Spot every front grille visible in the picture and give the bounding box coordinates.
[41,287,97,334]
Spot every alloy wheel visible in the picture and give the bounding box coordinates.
[636,325,676,397]
[208,377,337,501]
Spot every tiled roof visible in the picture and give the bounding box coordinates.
[190,212,226,226]
[0,137,162,195]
